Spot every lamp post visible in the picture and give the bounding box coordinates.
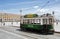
[20,10,22,26]
[1,13,2,26]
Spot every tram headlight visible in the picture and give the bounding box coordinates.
[50,29,54,32]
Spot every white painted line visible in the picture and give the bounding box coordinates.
[0,29,28,39]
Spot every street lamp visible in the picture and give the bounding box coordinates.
[20,10,22,26]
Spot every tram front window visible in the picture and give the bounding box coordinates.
[43,19,47,24]
[49,18,52,24]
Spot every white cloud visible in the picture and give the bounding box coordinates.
[33,6,60,20]
[33,6,39,9]
[34,8,50,14]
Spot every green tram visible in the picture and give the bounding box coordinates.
[20,15,54,34]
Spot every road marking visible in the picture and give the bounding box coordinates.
[0,29,28,39]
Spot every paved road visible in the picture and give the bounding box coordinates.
[0,29,27,39]
[0,26,60,39]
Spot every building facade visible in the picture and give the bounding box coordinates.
[0,12,20,26]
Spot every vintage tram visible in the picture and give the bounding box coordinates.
[20,14,54,34]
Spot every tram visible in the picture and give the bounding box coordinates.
[20,14,54,34]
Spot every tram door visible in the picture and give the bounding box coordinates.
[43,19,48,34]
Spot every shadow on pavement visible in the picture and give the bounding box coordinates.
[16,29,54,35]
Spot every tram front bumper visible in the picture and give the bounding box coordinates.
[48,29,54,34]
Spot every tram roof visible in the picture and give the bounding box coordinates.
[21,16,54,19]
[21,13,54,19]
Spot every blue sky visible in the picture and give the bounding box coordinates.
[0,0,60,19]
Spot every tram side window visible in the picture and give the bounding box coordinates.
[34,19,38,24]
[31,19,34,24]
[31,19,36,24]
[23,19,25,24]
[30,19,32,24]
[23,19,27,24]
[39,19,41,24]
[36,19,40,24]
[25,20,28,24]
[27,19,29,24]
[20,19,23,24]
[28,19,31,24]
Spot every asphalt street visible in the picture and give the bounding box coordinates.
[0,29,27,39]
[0,26,60,39]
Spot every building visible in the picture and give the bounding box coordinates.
[54,19,60,32]
[0,12,21,26]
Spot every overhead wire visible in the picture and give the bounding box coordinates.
[35,0,50,13]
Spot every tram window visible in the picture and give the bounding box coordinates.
[33,19,35,24]
[27,19,29,24]
[43,19,45,24]
[23,19,24,24]
[49,18,52,22]
[49,18,52,24]
[28,19,31,24]
[26,19,28,24]
[23,19,25,24]
[23,22,24,24]
[39,19,41,24]
[43,19,47,24]
[36,19,39,24]
[46,19,47,24]
[31,19,33,24]
[30,19,32,24]
[23,19,28,24]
